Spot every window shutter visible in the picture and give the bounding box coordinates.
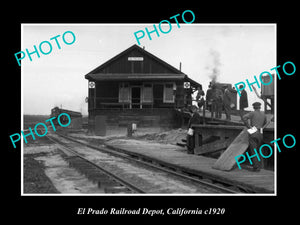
[142,83,153,103]
[119,83,130,102]
[163,83,175,103]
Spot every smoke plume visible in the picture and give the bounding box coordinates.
[207,49,221,84]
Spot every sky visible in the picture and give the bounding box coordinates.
[22,24,276,115]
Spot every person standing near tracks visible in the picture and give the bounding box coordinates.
[186,105,202,154]
[242,102,267,172]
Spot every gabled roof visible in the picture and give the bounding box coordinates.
[87,73,186,81]
[84,44,201,87]
[85,44,183,77]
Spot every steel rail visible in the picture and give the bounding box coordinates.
[54,132,240,194]
[46,135,146,194]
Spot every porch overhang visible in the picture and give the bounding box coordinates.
[85,73,201,88]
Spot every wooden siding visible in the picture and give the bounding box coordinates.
[96,81,119,100]
[85,45,201,132]
[92,48,178,74]
[88,108,182,129]
[90,80,185,109]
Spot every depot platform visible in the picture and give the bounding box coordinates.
[104,138,275,194]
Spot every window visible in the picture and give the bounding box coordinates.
[119,83,130,102]
[163,83,175,103]
[142,83,153,103]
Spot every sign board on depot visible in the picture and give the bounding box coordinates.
[128,57,144,61]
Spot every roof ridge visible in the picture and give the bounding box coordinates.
[84,44,185,77]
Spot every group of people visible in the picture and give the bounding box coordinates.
[195,83,249,121]
[186,83,267,172]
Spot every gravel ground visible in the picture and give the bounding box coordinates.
[23,128,215,194]
[35,153,104,194]
[64,138,217,194]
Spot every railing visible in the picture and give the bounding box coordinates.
[88,97,177,110]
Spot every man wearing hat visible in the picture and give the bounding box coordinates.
[211,84,223,119]
[186,105,202,154]
[239,85,248,116]
[242,102,267,171]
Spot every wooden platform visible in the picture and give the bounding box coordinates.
[105,138,275,194]
[176,109,274,130]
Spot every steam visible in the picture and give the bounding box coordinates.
[206,49,221,84]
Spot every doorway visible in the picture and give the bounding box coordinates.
[131,87,141,108]
[153,84,164,107]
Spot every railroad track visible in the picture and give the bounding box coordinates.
[47,132,241,194]
[47,135,146,194]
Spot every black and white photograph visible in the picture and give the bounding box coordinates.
[20,24,276,195]
[4,5,298,222]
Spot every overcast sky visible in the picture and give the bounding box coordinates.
[22,24,276,115]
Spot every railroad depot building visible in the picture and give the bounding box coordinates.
[85,44,201,135]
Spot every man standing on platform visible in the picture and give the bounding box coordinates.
[213,85,223,119]
[223,86,238,121]
[210,84,222,118]
[206,83,213,112]
[186,105,202,154]
[196,86,205,111]
[242,102,267,171]
[239,85,248,116]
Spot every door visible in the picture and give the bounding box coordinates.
[131,87,141,108]
[153,84,164,107]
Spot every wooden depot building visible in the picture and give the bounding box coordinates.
[84,44,201,135]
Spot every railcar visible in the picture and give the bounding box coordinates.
[50,107,82,126]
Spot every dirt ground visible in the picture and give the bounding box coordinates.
[23,136,58,193]
[69,127,188,146]
[24,153,59,193]
[134,128,187,145]
[23,136,103,194]
[22,115,190,194]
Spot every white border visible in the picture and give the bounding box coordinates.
[21,23,277,196]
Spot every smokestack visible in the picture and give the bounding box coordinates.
[179,62,182,71]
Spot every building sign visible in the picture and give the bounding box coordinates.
[184,82,190,89]
[128,57,144,61]
[89,81,95,88]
